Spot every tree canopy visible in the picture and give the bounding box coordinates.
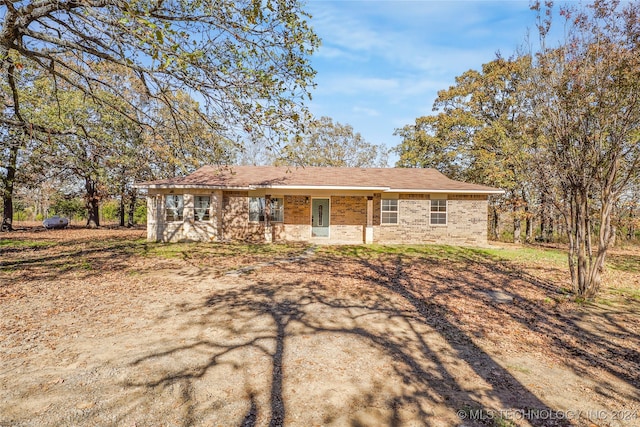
[395,0,640,298]
[394,55,535,242]
[1,0,319,143]
[277,116,389,167]
[530,0,640,297]
[1,0,319,229]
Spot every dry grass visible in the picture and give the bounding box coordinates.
[1,228,639,426]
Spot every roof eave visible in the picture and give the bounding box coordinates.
[135,183,505,195]
[135,184,250,190]
[389,188,505,194]
[248,185,391,191]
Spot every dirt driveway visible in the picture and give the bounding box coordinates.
[1,228,639,426]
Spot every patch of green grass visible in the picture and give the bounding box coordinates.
[319,244,569,269]
[0,239,55,249]
[607,254,640,273]
[55,257,94,272]
[320,244,487,260]
[506,364,532,375]
[58,262,75,272]
[609,287,640,301]
[81,237,147,251]
[574,296,589,305]
[140,241,309,260]
[476,246,567,266]
[79,260,93,270]
[493,416,517,427]
[595,297,615,307]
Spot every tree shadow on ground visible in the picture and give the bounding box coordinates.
[6,244,638,426]
[445,251,640,395]
[0,241,142,281]
[121,250,589,426]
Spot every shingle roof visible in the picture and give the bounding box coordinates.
[136,165,503,194]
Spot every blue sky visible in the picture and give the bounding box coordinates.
[305,0,547,163]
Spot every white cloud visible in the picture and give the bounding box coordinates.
[309,5,393,54]
[352,106,381,117]
[315,75,400,95]
[304,0,541,154]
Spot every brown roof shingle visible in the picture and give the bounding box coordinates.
[136,165,503,194]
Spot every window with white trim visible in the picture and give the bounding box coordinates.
[430,199,447,225]
[165,195,184,222]
[381,199,398,224]
[249,197,284,223]
[194,196,210,221]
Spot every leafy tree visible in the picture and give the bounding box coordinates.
[0,127,20,230]
[1,0,318,139]
[394,56,535,242]
[0,59,46,230]
[394,115,469,180]
[530,0,640,297]
[393,1,639,299]
[1,0,318,228]
[276,116,389,167]
[49,193,85,221]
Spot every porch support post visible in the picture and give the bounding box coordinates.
[147,193,160,242]
[264,194,273,243]
[212,190,223,241]
[365,196,374,244]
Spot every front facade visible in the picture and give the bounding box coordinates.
[136,166,503,246]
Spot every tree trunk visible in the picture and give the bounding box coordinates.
[127,190,137,227]
[523,190,533,243]
[1,140,19,232]
[119,194,126,227]
[85,178,100,228]
[583,187,617,298]
[489,203,499,241]
[540,191,555,242]
[575,189,589,296]
[566,165,621,300]
[513,203,522,244]
[627,206,635,240]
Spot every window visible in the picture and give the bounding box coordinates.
[430,199,447,225]
[249,197,283,223]
[381,199,398,224]
[194,196,210,221]
[270,198,284,222]
[165,195,184,221]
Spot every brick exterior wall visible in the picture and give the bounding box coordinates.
[282,224,310,241]
[373,193,381,225]
[330,196,367,225]
[222,191,263,242]
[284,195,310,225]
[146,191,489,246]
[147,192,220,242]
[329,225,365,243]
[374,197,488,246]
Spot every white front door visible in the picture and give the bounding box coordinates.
[311,198,330,237]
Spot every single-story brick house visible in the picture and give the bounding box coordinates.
[135,165,503,245]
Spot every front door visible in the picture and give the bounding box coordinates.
[311,198,330,237]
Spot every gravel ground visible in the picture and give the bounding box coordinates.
[1,228,639,426]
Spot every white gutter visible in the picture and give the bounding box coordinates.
[134,184,250,190]
[248,185,390,191]
[136,183,504,195]
[389,188,505,194]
